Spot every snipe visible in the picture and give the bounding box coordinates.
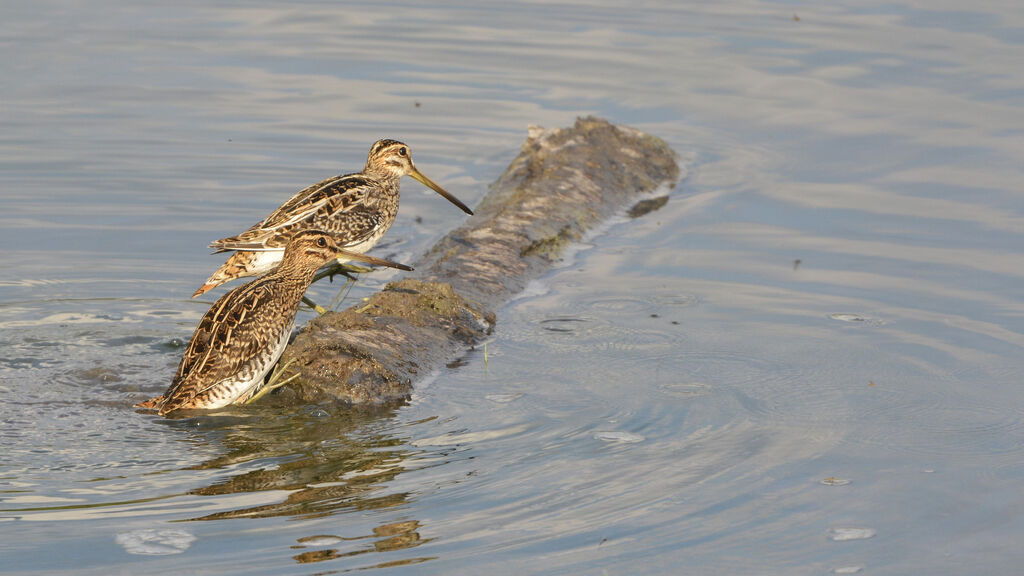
[138,230,361,416]
[193,139,473,297]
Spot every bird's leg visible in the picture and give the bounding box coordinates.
[301,296,328,315]
[245,358,301,405]
[327,275,359,312]
[302,262,371,314]
[312,262,371,285]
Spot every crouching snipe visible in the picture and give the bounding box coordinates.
[137,230,347,416]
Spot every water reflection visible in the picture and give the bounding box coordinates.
[291,520,433,567]
[170,405,440,570]
[5,0,1024,573]
[171,406,413,522]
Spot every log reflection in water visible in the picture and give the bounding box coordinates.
[178,406,418,521]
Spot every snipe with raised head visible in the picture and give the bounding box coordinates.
[138,230,351,416]
[193,139,474,297]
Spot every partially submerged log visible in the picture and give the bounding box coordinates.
[269,117,681,407]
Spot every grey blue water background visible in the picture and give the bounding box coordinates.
[3,1,1024,574]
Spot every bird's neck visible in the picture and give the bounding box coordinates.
[272,258,320,287]
[364,165,402,186]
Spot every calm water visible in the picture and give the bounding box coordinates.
[3,1,1024,574]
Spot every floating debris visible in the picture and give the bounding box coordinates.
[540,316,588,333]
[116,529,196,555]
[594,430,646,443]
[829,313,885,326]
[652,293,699,308]
[628,195,669,218]
[821,476,852,486]
[73,366,122,384]
[414,423,531,446]
[660,382,711,397]
[827,527,876,541]
[485,393,524,403]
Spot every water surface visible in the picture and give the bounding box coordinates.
[3,1,1024,574]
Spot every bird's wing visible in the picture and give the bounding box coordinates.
[165,279,286,401]
[209,174,376,251]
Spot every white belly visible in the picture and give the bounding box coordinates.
[196,320,295,409]
[247,244,373,277]
[247,250,286,276]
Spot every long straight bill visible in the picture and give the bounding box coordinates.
[334,248,414,271]
[409,167,474,215]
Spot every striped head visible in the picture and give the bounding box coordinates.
[366,139,416,179]
[279,229,341,273]
[364,139,473,215]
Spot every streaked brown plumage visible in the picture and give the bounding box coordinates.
[192,139,473,297]
[137,230,345,416]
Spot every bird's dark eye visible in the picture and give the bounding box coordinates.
[398,147,407,156]
[316,237,326,247]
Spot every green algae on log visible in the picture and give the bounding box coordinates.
[271,117,682,407]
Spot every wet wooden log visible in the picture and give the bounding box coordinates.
[269,117,681,407]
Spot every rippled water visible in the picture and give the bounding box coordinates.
[4,1,1024,574]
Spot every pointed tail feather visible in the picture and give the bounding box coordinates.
[192,250,271,298]
[134,396,163,410]
[192,266,232,297]
[192,283,219,298]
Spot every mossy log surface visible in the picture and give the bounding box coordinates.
[270,117,681,407]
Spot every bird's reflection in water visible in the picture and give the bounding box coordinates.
[291,520,434,568]
[164,401,435,567]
